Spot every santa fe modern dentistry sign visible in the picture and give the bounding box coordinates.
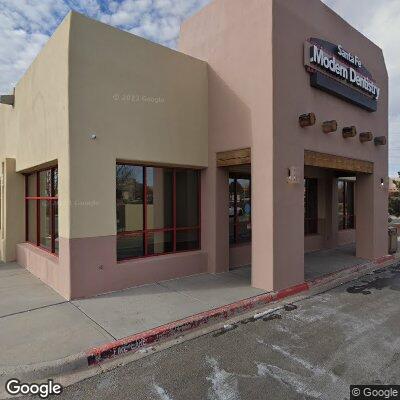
[304,38,381,112]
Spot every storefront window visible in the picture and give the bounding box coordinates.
[229,174,251,245]
[116,164,200,261]
[304,178,318,235]
[25,167,58,254]
[338,180,355,230]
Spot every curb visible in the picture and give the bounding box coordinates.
[86,254,397,366]
[1,253,398,393]
[86,281,310,366]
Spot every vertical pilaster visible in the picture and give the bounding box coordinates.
[201,158,229,274]
[356,173,388,260]
[1,158,25,262]
[325,175,338,249]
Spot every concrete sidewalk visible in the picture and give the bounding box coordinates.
[0,262,264,368]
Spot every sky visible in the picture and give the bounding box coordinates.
[0,0,399,175]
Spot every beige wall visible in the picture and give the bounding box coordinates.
[0,14,71,261]
[1,11,209,298]
[0,159,25,261]
[68,12,208,239]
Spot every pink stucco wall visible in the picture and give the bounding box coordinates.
[17,237,207,300]
[181,0,388,292]
[229,243,251,269]
[180,0,275,290]
[16,240,71,299]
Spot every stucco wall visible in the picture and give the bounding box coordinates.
[68,12,208,240]
[273,0,388,288]
[0,14,70,268]
[180,0,388,292]
[179,0,274,288]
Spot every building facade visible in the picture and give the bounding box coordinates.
[0,0,388,300]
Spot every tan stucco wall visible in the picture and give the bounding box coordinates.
[67,12,208,239]
[0,159,25,261]
[0,14,71,260]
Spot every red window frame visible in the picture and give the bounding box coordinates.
[229,173,251,245]
[25,166,58,255]
[116,163,201,261]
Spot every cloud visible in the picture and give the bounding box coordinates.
[0,0,398,174]
[322,0,400,175]
[0,0,211,94]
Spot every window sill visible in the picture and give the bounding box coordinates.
[21,242,59,261]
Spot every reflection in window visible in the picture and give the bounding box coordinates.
[25,167,58,254]
[146,167,173,230]
[116,165,144,233]
[229,174,251,245]
[338,180,355,230]
[116,164,200,261]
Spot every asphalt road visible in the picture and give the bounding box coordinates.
[27,264,400,400]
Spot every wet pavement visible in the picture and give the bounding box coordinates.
[38,263,400,400]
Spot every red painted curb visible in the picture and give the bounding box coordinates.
[86,255,397,366]
[376,255,395,264]
[86,282,310,365]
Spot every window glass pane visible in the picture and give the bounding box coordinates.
[53,168,58,197]
[116,165,144,232]
[27,174,37,197]
[39,200,51,250]
[27,200,37,243]
[147,231,173,255]
[176,229,199,252]
[236,221,252,243]
[236,178,251,241]
[54,201,59,254]
[229,217,235,244]
[39,170,52,197]
[176,170,199,228]
[229,178,235,218]
[305,178,318,235]
[146,167,173,229]
[345,182,355,229]
[117,234,144,260]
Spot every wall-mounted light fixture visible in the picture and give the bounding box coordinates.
[287,167,300,184]
[342,126,357,138]
[299,113,316,128]
[374,136,387,146]
[380,177,389,190]
[322,120,337,134]
[359,132,373,143]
